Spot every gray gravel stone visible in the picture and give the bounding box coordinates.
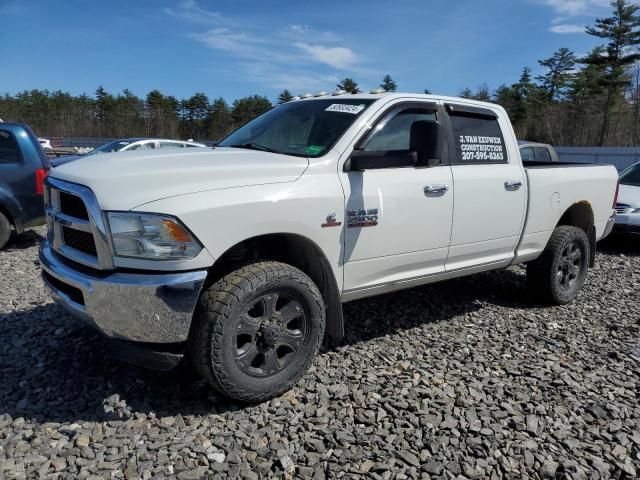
[1,228,639,478]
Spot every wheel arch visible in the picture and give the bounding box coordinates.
[205,233,344,343]
[0,198,21,232]
[556,201,596,267]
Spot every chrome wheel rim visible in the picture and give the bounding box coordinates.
[234,292,307,377]
[557,241,583,292]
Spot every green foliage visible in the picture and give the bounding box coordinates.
[277,90,294,104]
[0,88,274,141]
[537,48,577,101]
[584,0,640,145]
[231,95,273,126]
[380,75,397,92]
[337,78,359,93]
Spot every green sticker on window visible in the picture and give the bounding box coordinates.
[305,145,323,155]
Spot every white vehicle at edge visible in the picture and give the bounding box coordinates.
[614,161,640,234]
[40,92,618,402]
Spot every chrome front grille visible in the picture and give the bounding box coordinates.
[615,203,631,214]
[44,177,113,270]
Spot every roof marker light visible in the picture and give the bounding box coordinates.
[333,89,347,95]
[291,96,301,101]
[314,91,328,97]
[302,93,312,98]
[370,87,386,94]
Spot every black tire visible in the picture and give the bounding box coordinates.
[0,211,11,250]
[526,225,590,305]
[189,261,325,402]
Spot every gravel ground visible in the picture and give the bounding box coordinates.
[0,227,639,480]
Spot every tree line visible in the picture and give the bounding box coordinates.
[0,87,273,142]
[2,0,639,147]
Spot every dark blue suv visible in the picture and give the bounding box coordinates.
[0,122,49,249]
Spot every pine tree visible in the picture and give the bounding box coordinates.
[277,89,294,104]
[337,78,359,93]
[207,98,233,141]
[474,83,491,101]
[537,48,577,101]
[584,0,640,145]
[380,75,397,92]
[459,88,473,99]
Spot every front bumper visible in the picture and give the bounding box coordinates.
[39,241,207,344]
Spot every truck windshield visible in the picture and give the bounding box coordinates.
[218,99,375,157]
[620,163,640,187]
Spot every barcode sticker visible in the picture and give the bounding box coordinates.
[325,104,366,115]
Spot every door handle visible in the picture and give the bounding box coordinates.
[424,184,449,196]
[504,180,523,191]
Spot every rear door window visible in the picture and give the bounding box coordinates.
[534,147,552,162]
[0,130,22,164]
[520,147,534,161]
[447,106,507,164]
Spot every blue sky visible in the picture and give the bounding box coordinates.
[0,0,614,103]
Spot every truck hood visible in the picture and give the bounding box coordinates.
[618,184,640,208]
[50,147,309,210]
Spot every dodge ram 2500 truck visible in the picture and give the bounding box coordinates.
[40,93,618,402]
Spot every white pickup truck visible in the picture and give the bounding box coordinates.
[40,92,618,402]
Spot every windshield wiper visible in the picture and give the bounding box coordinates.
[229,143,281,154]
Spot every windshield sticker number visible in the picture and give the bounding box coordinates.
[325,104,366,115]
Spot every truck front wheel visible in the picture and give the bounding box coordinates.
[189,261,325,402]
[526,225,590,305]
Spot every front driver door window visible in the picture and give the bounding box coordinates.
[341,104,454,294]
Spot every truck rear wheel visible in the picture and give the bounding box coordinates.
[0,212,11,250]
[189,261,325,402]
[526,225,590,305]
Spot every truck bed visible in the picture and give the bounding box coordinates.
[514,162,618,264]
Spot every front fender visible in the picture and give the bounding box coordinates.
[134,177,346,293]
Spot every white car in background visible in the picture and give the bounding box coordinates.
[615,162,640,234]
[39,138,53,151]
[51,138,208,167]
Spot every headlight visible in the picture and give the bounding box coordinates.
[633,208,640,214]
[107,212,201,260]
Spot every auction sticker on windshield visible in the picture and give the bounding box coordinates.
[325,104,366,115]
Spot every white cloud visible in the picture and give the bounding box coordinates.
[167,0,364,91]
[539,0,610,17]
[537,0,610,35]
[549,23,586,34]
[295,43,357,69]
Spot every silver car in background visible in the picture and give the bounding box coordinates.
[51,138,208,167]
[615,162,640,234]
